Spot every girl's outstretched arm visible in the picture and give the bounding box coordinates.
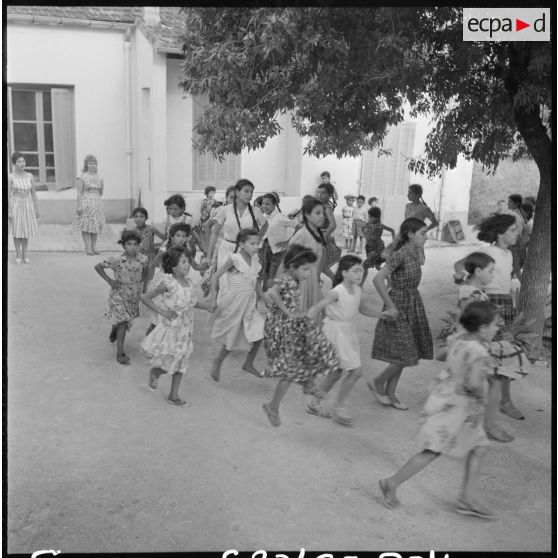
[306,291,338,320]
[358,297,384,319]
[141,284,177,320]
[194,299,216,312]
[94,262,120,289]
[372,265,398,320]
[267,284,305,318]
[206,222,222,263]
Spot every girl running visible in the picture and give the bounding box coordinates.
[279,196,326,312]
[379,301,499,519]
[361,207,395,286]
[127,207,167,288]
[94,230,148,364]
[208,228,265,381]
[316,182,341,281]
[259,192,297,290]
[453,214,524,422]
[262,244,339,427]
[306,255,383,425]
[141,246,215,406]
[369,218,433,410]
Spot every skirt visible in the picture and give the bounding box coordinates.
[323,319,361,370]
[10,195,38,238]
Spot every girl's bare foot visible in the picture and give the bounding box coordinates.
[242,363,264,377]
[379,479,400,509]
[148,368,160,390]
[210,360,221,382]
[368,379,391,405]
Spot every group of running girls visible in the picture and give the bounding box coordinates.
[94,178,531,520]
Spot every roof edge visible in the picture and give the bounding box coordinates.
[7,13,134,30]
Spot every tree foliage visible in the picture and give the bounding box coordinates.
[179,7,553,348]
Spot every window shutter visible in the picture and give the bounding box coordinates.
[51,88,76,190]
[192,94,240,189]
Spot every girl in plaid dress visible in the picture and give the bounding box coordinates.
[361,207,395,286]
[453,214,524,422]
[370,218,433,410]
[94,230,148,364]
[262,245,339,427]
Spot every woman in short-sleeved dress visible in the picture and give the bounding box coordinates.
[74,154,106,255]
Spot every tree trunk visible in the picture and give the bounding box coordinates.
[506,44,552,353]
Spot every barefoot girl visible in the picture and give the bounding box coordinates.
[379,301,499,519]
[262,244,339,427]
[141,246,215,406]
[208,228,265,381]
[453,214,524,422]
[370,218,433,410]
[306,255,383,424]
[361,207,395,286]
[279,197,326,312]
[128,207,167,288]
[94,230,147,364]
[259,192,298,290]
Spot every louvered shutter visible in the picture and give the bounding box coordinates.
[51,88,76,190]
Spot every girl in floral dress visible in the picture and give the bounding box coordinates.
[94,230,148,364]
[207,228,265,382]
[379,301,500,519]
[262,244,339,427]
[75,154,106,255]
[141,246,215,406]
[128,207,167,289]
[369,218,433,410]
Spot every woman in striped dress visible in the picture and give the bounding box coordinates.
[74,154,106,255]
[8,152,40,264]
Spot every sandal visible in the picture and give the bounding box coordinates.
[23,258,30,264]
[117,353,130,365]
[306,400,332,419]
[331,407,353,426]
[455,498,493,519]
[390,399,409,411]
[500,401,525,420]
[486,425,514,442]
[379,479,400,509]
[263,403,281,427]
[167,396,187,407]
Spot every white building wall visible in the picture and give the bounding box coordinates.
[7,23,131,221]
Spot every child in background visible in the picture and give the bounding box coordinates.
[368,196,379,208]
[259,192,298,290]
[379,301,499,520]
[351,195,368,254]
[253,195,264,213]
[262,244,339,427]
[208,228,265,381]
[369,218,433,410]
[195,186,216,256]
[361,207,395,285]
[141,246,215,406]
[306,255,383,425]
[341,195,355,251]
[164,194,193,238]
[94,230,148,364]
[127,207,167,288]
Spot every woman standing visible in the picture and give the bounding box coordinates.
[8,152,40,264]
[205,179,265,300]
[74,154,106,255]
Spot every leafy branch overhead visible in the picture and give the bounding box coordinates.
[178,7,551,175]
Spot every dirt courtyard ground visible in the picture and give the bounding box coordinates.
[6,245,553,553]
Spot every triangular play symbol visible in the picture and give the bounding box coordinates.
[516,18,530,31]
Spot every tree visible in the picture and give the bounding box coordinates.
[178,7,553,350]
